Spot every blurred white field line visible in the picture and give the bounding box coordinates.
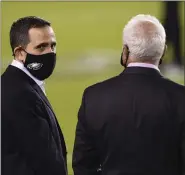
[1,48,184,82]
[1,49,120,75]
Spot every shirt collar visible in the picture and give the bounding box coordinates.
[127,62,160,72]
[11,59,45,87]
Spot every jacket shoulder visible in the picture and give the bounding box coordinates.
[85,75,120,93]
[160,77,185,93]
[2,69,41,110]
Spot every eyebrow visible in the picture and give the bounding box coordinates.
[34,41,57,49]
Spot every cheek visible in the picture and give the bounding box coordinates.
[26,44,40,55]
[27,48,41,55]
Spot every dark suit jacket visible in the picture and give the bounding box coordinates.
[72,67,185,175]
[2,65,67,175]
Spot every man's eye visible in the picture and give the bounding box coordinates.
[51,44,56,51]
[38,45,45,50]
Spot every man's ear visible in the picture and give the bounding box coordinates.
[161,44,167,58]
[121,45,129,67]
[13,46,26,62]
[13,46,21,57]
[159,44,167,65]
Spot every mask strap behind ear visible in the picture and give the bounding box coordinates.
[159,45,167,66]
[121,45,129,68]
[159,59,162,65]
[120,52,124,66]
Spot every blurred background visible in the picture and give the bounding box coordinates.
[1,1,184,174]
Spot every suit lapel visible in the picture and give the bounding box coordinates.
[34,85,67,161]
[33,84,54,112]
[32,84,67,155]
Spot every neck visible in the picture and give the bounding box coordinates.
[127,58,159,66]
[14,57,24,63]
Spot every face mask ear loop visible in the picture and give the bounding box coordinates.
[122,45,130,68]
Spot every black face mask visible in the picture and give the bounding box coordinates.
[24,52,56,80]
[120,51,129,68]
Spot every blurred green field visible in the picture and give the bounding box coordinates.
[1,2,184,174]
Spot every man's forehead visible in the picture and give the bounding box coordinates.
[28,26,56,44]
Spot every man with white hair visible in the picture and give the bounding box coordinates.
[121,14,166,67]
[72,14,185,175]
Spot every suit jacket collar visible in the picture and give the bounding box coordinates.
[5,65,53,111]
[32,82,54,111]
[5,65,36,85]
[11,59,45,88]
[120,66,163,77]
[127,62,160,72]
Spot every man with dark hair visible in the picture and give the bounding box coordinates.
[2,16,67,175]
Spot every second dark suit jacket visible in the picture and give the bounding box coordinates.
[2,65,67,175]
[72,67,185,175]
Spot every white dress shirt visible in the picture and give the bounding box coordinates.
[11,59,46,95]
[127,62,160,72]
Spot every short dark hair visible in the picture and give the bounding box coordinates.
[10,16,51,54]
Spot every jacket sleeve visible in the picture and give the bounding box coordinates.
[5,94,67,175]
[179,87,185,175]
[181,120,185,175]
[72,89,101,175]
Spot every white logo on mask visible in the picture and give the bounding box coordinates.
[27,63,43,70]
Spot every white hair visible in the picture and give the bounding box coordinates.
[123,14,166,62]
